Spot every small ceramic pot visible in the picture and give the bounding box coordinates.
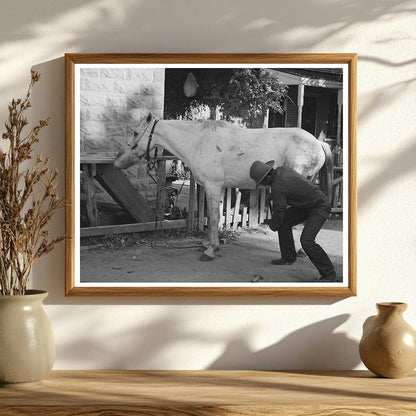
[0,290,55,387]
[359,302,416,378]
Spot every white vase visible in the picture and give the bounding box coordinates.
[0,290,55,387]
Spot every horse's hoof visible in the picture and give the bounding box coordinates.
[199,253,214,262]
[200,246,219,252]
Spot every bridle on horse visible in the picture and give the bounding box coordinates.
[131,119,159,162]
[145,119,159,162]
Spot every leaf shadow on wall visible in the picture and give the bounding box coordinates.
[30,44,416,304]
[358,139,416,210]
[53,309,218,369]
[356,54,416,210]
[1,0,414,52]
[52,307,359,370]
[0,0,414,97]
[207,314,360,370]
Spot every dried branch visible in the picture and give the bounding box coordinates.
[0,71,66,295]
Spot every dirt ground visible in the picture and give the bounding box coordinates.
[80,219,343,284]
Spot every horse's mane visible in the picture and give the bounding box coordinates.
[196,119,236,131]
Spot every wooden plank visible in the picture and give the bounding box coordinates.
[4,404,416,416]
[81,219,189,237]
[242,206,248,228]
[267,197,272,220]
[188,176,196,232]
[219,190,224,230]
[232,189,241,230]
[249,189,260,228]
[80,154,178,164]
[94,201,121,210]
[259,188,267,224]
[225,188,232,230]
[1,370,415,415]
[332,182,340,209]
[81,155,116,164]
[81,164,99,227]
[94,164,154,223]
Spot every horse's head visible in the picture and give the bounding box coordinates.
[114,113,157,169]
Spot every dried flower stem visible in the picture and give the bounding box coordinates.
[0,71,66,295]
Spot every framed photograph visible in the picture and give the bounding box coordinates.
[65,53,356,296]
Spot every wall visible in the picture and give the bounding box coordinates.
[0,0,415,370]
[80,67,165,207]
[80,67,165,154]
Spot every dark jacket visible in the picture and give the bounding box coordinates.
[268,166,330,231]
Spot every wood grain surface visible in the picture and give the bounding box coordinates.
[1,370,415,415]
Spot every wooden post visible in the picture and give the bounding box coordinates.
[188,176,196,233]
[232,189,241,230]
[297,84,305,128]
[263,109,269,128]
[82,163,99,227]
[156,160,167,221]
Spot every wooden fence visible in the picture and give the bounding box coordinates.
[80,157,341,238]
[185,181,270,233]
[81,179,270,238]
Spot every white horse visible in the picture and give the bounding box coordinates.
[114,113,333,261]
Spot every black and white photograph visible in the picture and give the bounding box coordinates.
[65,54,356,296]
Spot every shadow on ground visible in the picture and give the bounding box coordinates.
[79,220,343,284]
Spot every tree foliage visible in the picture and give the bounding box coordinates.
[164,68,287,125]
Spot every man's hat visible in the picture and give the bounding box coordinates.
[249,160,275,187]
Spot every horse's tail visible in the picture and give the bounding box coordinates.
[318,133,334,205]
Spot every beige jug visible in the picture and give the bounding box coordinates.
[359,302,416,378]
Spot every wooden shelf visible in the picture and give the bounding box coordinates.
[1,370,415,415]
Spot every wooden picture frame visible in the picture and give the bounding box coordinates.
[65,53,356,297]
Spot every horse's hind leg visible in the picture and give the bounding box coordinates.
[199,187,222,261]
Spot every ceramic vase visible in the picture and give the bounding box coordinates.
[359,302,416,378]
[0,290,55,387]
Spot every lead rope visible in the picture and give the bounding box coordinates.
[143,120,164,247]
[146,159,201,250]
[143,120,199,249]
[145,151,164,248]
